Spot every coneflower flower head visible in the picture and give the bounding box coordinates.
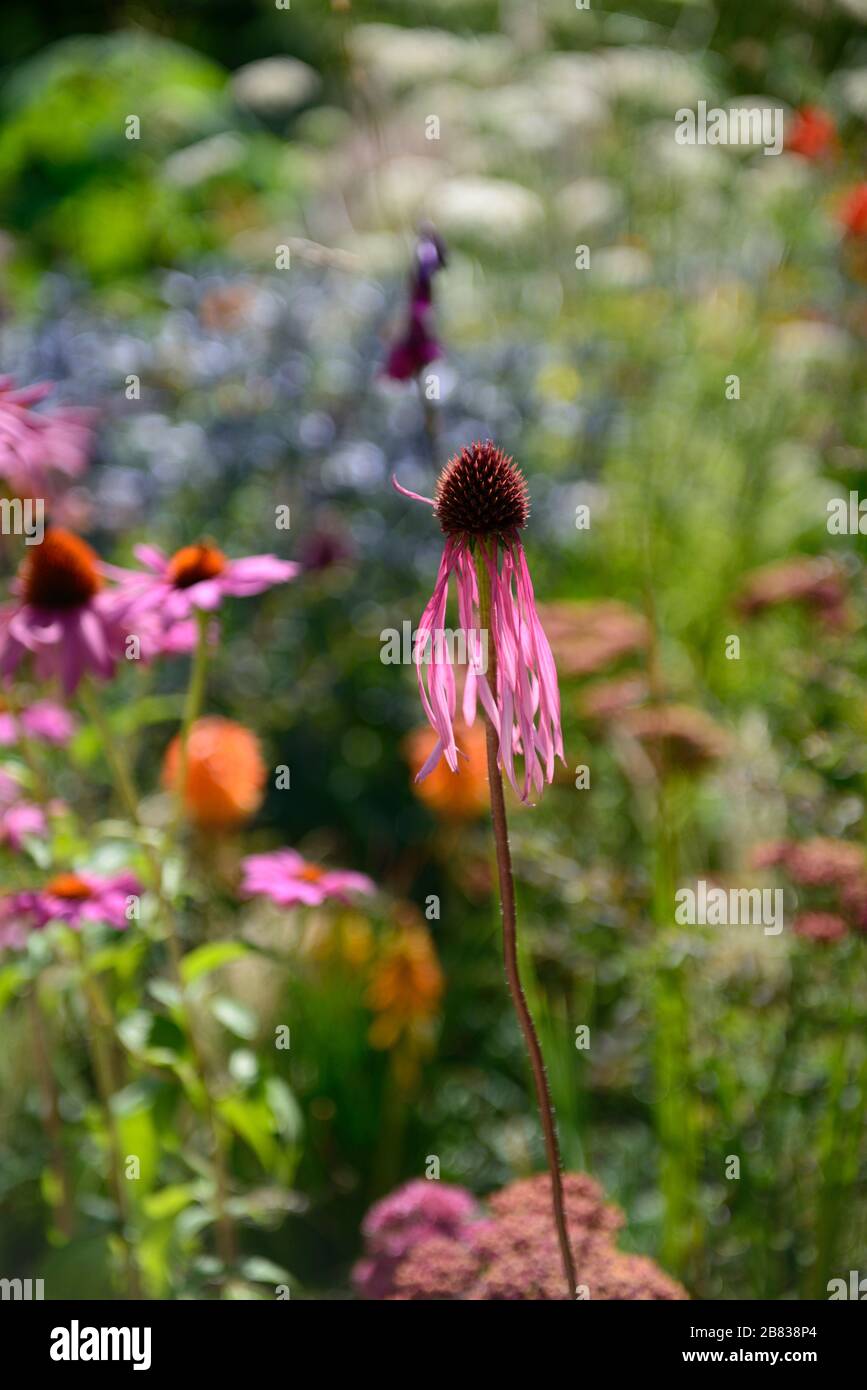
[0,527,123,694]
[395,440,563,803]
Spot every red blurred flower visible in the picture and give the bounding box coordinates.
[838,185,867,239]
[787,106,837,161]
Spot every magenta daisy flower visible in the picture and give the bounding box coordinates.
[0,528,124,695]
[0,377,93,497]
[108,541,299,626]
[11,870,142,932]
[394,440,564,803]
[384,224,446,382]
[240,849,375,908]
[0,698,76,747]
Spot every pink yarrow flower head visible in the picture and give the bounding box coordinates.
[384,222,446,381]
[241,849,375,908]
[11,870,142,932]
[109,541,299,627]
[394,440,564,803]
[0,527,125,695]
[0,377,93,498]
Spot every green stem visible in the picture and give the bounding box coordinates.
[80,675,237,1276]
[28,982,75,1241]
[5,688,51,803]
[78,683,142,827]
[74,935,142,1298]
[812,939,860,1296]
[474,543,577,1299]
[171,609,210,833]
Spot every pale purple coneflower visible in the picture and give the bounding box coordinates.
[393,438,575,1298]
[107,541,298,628]
[394,439,564,804]
[9,870,142,932]
[240,849,375,908]
[0,377,93,497]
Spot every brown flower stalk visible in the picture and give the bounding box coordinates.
[475,551,577,1299]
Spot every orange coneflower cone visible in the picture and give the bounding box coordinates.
[162,716,266,831]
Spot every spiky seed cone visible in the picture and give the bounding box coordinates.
[434,440,530,537]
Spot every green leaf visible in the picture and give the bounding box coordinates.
[264,1077,302,1144]
[180,941,250,985]
[142,1182,203,1221]
[217,1095,277,1168]
[240,1256,292,1286]
[0,963,27,1013]
[210,996,257,1040]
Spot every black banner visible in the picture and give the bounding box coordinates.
[2,1297,862,1375]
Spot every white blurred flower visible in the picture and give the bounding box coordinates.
[592,245,653,287]
[350,25,467,91]
[556,178,623,234]
[232,57,320,116]
[773,321,851,368]
[163,133,245,187]
[369,157,446,223]
[646,124,730,183]
[598,46,708,109]
[428,177,543,245]
[837,65,867,119]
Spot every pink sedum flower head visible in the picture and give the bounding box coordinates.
[110,541,298,627]
[13,870,143,932]
[0,698,76,747]
[394,440,564,803]
[0,377,93,497]
[0,528,124,696]
[241,849,375,908]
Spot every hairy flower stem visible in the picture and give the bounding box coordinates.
[80,680,237,1274]
[474,545,577,1299]
[74,935,142,1298]
[28,982,75,1240]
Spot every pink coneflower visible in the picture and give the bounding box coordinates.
[0,698,76,747]
[0,528,124,695]
[240,849,375,908]
[109,541,298,626]
[0,377,93,498]
[12,870,142,931]
[384,223,446,382]
[394,440,563,803]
